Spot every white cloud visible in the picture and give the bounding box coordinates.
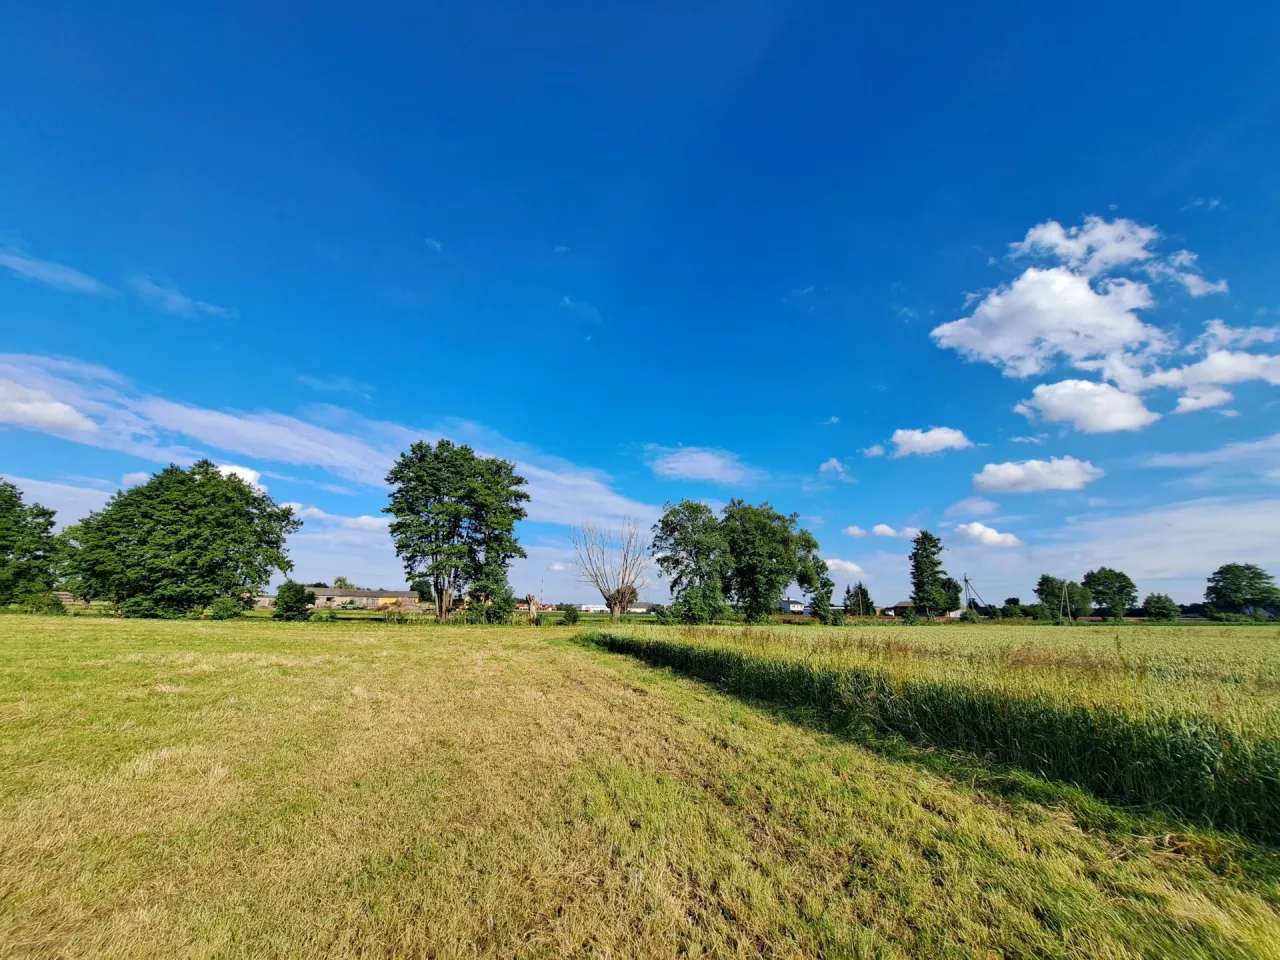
[552,245,570,255]
[1014,379,1160,433]
[825,415,840,425]
[945,496,998,518]
[425,237,443,252]
[0,475,110,526]
[1146,432,1280,469]
[130,274,234,319]
[285,503,389,531]
[824,558,865,575]
[954,521,1022,547]
[900,526,921,540]
[1187,319,1279,354]
[0,249,113,296]
[122,471,151,487]
[217,464,267,492]
[1010,434,1047,444]
[842,525,867,537]
[862,444,886,458]
[1146,350,1280,390]
[1182,198,1222,211]
[819,457,845,473]
[872,524,897,537]
[931,266,1163,379]
[973,456,1104,493]
[560,296,602,323]
[1173,387,1234,414]
[645,445,766,485]
[1010,216,1160,276]
[889,426,972,457]
[0,353,657,530]
[1146,251,1228,297]
[0,379,98,433]
[550,562,567,571]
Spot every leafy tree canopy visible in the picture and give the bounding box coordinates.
[908,530,952,617]
[384,440,529,621]
[1143,592,1180,621]
[1033,575,1093,619]
[1205,563,1280,614]
[273,581,315,621]
[0,480,61,605]
[1082,567,1138,619]
[65,460,300,616]
[718,500,814,623]
[843,581,876,617]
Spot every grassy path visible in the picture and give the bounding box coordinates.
[2,617,1278,958]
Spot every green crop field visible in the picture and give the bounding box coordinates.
[3,615,1280,958]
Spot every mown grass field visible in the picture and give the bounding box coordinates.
[3,616,1280,958]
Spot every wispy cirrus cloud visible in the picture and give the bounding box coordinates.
[0,247,114,296]
[298,375,376,400]
[129,274,235,319]
[644,444,767,485]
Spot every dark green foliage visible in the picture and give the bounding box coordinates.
[0,480,61,605]
[273,581,316,621]
[959,607,981,623]
[796,532,835,625]
[583,631,1280,844]
[206,596,245,620]
[1143,592,1180,621]
[843,581,875,617]
[120,597,164,619]
[902,607,920,625]
[309,608,339,623]
[1025,603,1052,621]
[65,460,300,617]
[470,567,517,624]
[1205,563,1280,615]
[941,577,962,614]
[1033,575,1092,619]
[651,500,730,623]
[1083,567,1138,620]
[718,500,814,623]
[411,578,435,604]
[332,576,360,589]
[1000,603,1023,619]
[560,606,581,625]
[384,440,529,621]
[15,583,66,615]
[907,531,951,617]
[1004,597,1021,608]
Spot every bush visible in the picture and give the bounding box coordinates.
[121,597,164,619]
[1143,592,1180,622]
[959,608,980,624]
[560,606,581,626]
[17,588,66,616]
[310,609,339,623]
[206,596,244,620]
[383,610,408,624]
[902,607,920,626]
[273,581,316,621]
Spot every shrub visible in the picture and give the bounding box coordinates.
[17,588,66,616]
[902,607,920,626]
[310,609,339,623]
[121,597,164,619]
[383,610,408,624]
[1143,592,1180,622]
[959,608,980,624]
[560,606,581,626]
[273,581,316,621]
[206,596,245,620]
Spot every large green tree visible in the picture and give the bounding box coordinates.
[65,460,300,615]
[650,500,730,624]
[1205,563,1280,615]
[718,500,814,623]
[384,440,529,621]
[1082,567,1138,620]
[795,529,836,624]
[0,480,61,605]
[1143,592,1180,621]
[1033,574,1093,619]
[908,530,951,617]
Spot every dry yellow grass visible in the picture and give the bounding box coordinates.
[2,615,1279,958]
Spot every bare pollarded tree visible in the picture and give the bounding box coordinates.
[570,518,649,620]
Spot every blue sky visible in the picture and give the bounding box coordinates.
[3,1,1279,604]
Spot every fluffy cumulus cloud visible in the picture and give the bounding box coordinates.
[973,456,1104,493]
[818,457,846,474]
[284,503,390,532]
[931,266,1163,379]
[1014,379,1160,433]
[954,521,1022,547]
[645,445,767,485]
[122,471,151,487]
[929,216,1268,430]
[862,444,886,458]
[824,558,865,575]
[871,524,898,537]
[842,525,867,537]
[0,379,98,433]
[889,426,972,457]
[217,464,267,491]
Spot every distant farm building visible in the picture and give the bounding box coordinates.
[777,597,806,614]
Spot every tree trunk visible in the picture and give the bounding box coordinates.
[435,580,453,621]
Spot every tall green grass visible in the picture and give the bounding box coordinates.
[582,626,1280,843]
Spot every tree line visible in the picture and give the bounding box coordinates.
[3,443,1278,624]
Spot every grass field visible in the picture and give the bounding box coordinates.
[3,616,1280,958]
